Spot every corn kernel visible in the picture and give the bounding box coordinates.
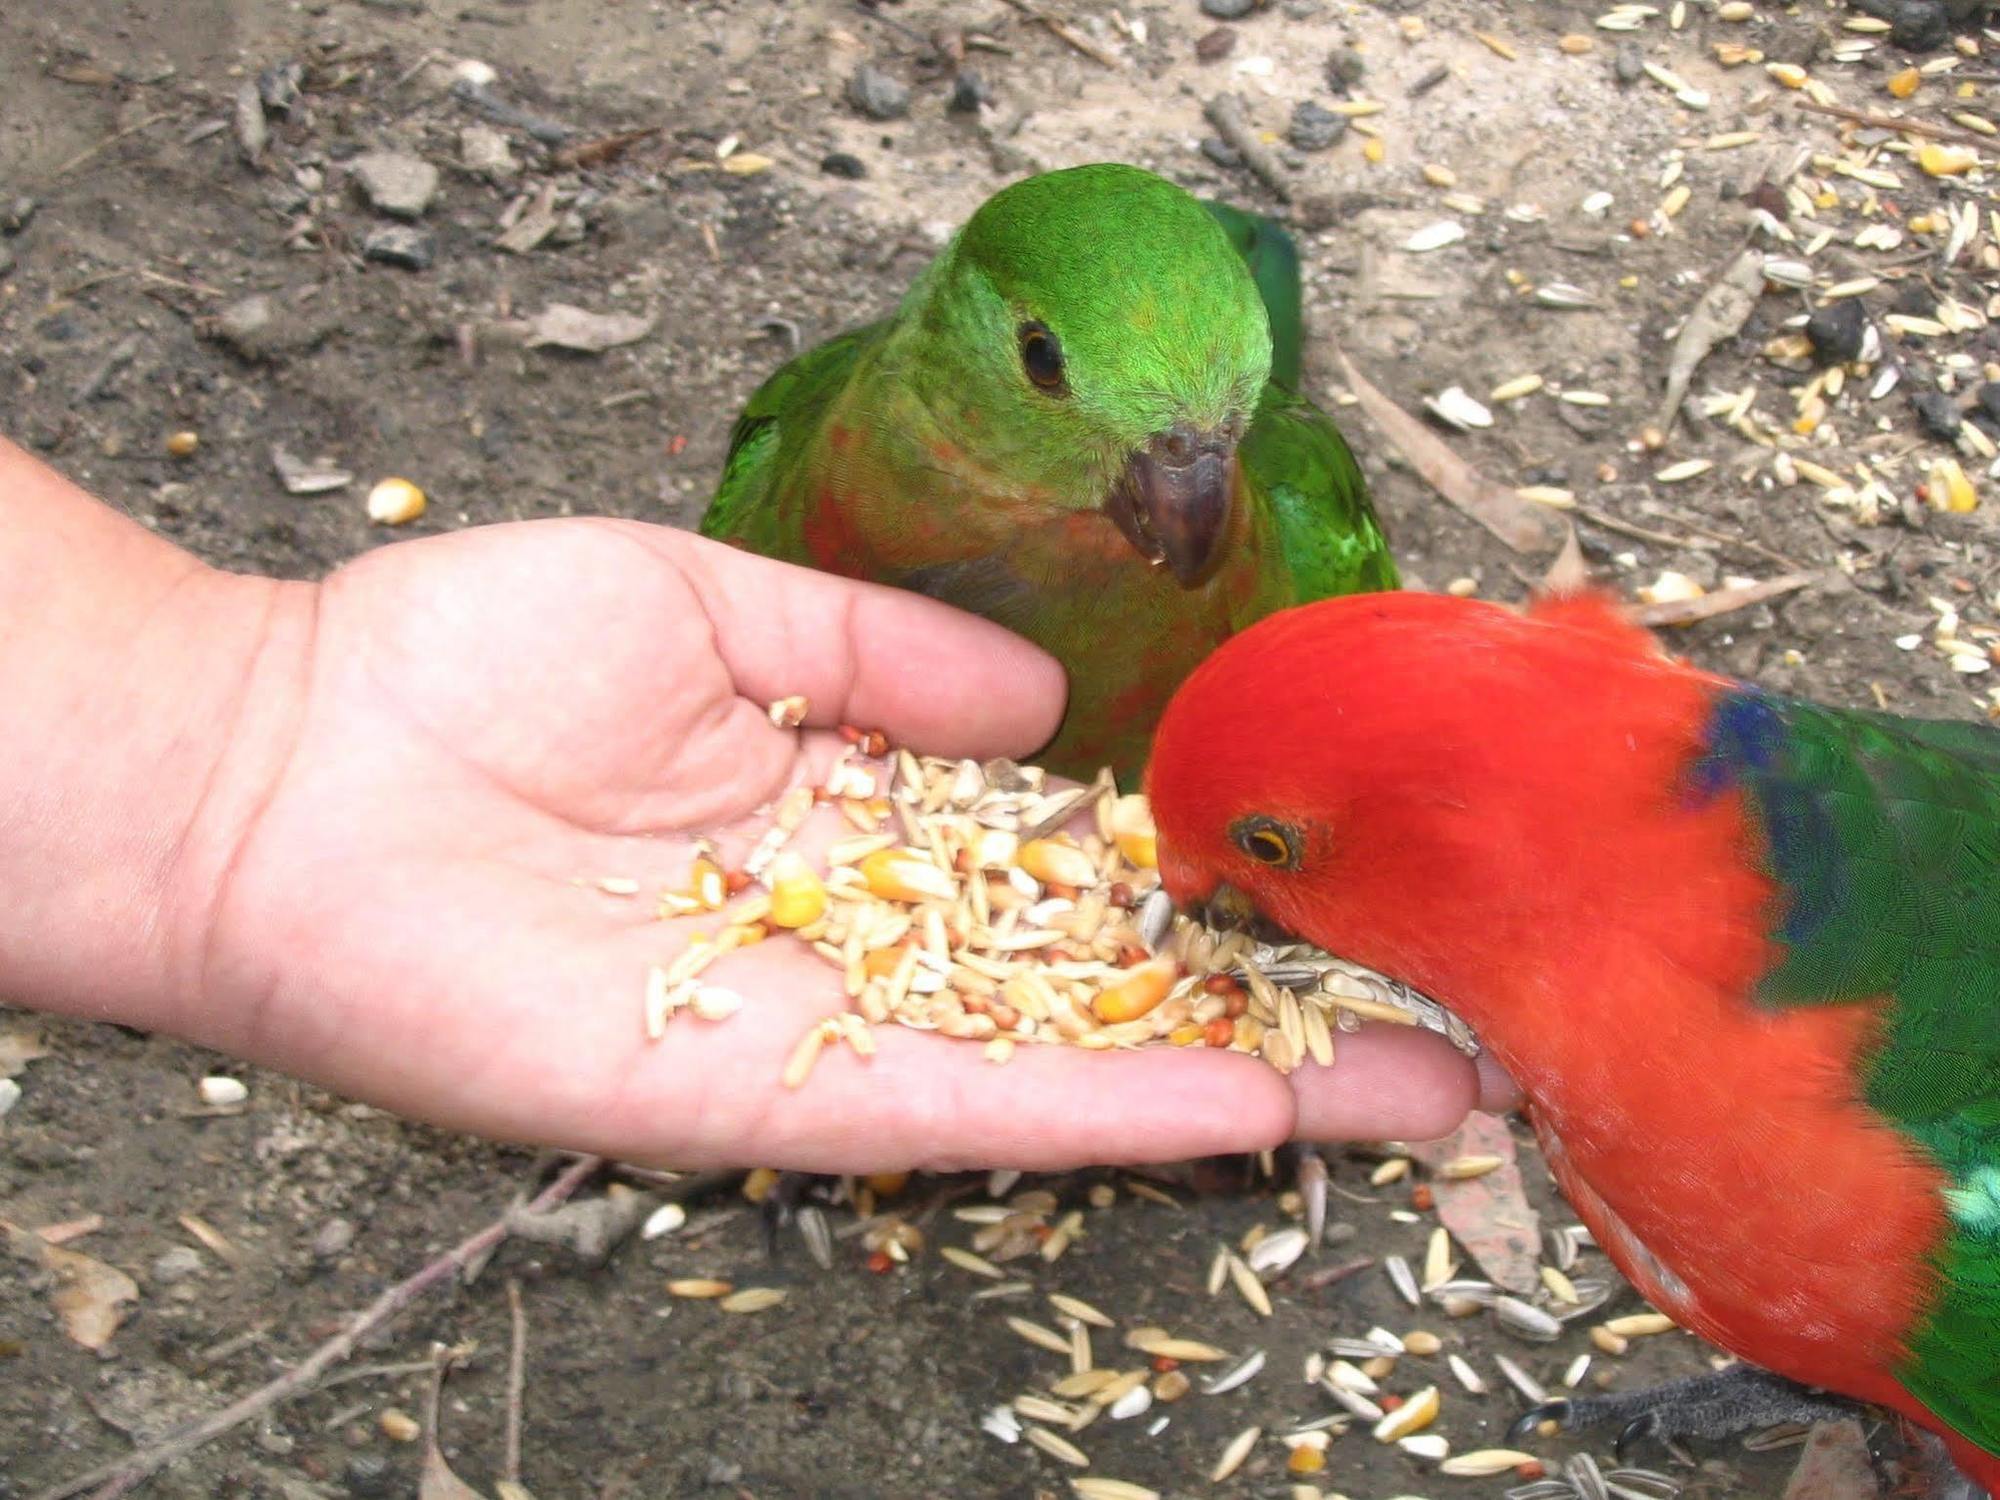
[1092,957,1178,1024]
[165,430,200,458]
[365,476,426,525]
[859,848,957,902]
[1109,795,1157,868]
[1019,838,1098,887]
[1920,142,1979,177]
[1887,67,1920,99]
[767,852,828,929]
[1934,457,1978,513]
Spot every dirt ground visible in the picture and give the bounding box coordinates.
[4,0,1998,1496]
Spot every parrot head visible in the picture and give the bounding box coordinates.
[904,163,1274,589]
[1145,589,1714,1031]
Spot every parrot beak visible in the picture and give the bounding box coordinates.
[1106,423,1238,588]
[1201,882,1292,944]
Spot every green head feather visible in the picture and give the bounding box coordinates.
[889,163,1274,505]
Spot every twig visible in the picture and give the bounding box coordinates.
[1794,100,1992,149]
[1576,502,1710,554]
[994,0,1121,69]
[1203,93,1292,203]
[1629,570,1816,628]
[72,336,141,404]
[44,111,175,181]
[37,1155,602,1500]
[504,1280,527,1486]
[1332,346,1564,554]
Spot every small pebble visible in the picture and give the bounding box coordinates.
[344,1454,393,1497]
[1200,138,1243,170]
[947,72,989,113]
[1888,0,1951,51]
[459,124,518,179]
[166,430,200,459]
[846,64,910,121]
[312,1217,357,1260]
[820,151,867,179]
[2,195,36,235]
[1324,46,1365,90]
[1614,41,1644,84]
[361,225,434,271]
[151,1246,204,1285]
[1893,281,1939,318]
[1195,26,1238,61]
[347,151,439,219]
[0,1077,19,1119]
[1972,382,2000,431]
[1805,299,1867,365]
[1914,391,1962,441]
[1288,100,1349,152]
[1201,0,1256,17]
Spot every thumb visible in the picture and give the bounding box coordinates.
[650,526,1069,761]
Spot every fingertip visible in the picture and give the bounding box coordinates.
[1288,1026,1481,1144]
[1474,1052,1524,1114]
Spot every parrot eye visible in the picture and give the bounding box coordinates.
[1018,321,1067,394]
[1231,815,1301,871]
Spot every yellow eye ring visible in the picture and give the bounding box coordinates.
[1231,816,1301,870]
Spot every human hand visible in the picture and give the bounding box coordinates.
[156,519,1508,1172]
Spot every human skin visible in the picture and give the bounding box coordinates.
[0,437,1511,1172]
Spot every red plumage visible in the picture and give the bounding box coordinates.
[1146,590,1981,1487]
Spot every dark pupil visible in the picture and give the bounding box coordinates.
[1021,325,1064,389]
[1251,832,1289,864]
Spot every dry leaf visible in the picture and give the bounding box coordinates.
[421,1444,491,1500]
[1655,248,1763,433]
[6,1222,139,1350]
[1410,1114,1542,1295]
[1782,1419,1876,1500]
[0,1028,52,1077]
[178,1213,243,1264]
[1333,346,1564,554]
[523,304,654,354]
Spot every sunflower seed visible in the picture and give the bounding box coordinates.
[1494,1353,1547,1403]
[1202,1348,1267,1396]
[797,1205,833,1270]
[1495,1296,1563,1340]
[1447,1353,1487,1394]
[1401,1434,1452,1460]
[1568,1454,1610,1500]
[1386,1255,1422,1307]
[1322,1379,1386,1422]
[1405,220,1467,252]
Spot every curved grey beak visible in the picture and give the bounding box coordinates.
[1105,423,1238,588]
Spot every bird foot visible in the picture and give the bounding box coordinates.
[1508,1365,1861,1463]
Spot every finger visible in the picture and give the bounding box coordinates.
[1474,1051,1523,1113]
[634,1018,1301,1175]
[1284,1026,1483,1144]
[648,525,1069,760]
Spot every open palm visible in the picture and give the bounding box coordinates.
[171,519,1492,1172]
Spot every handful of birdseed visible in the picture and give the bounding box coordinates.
[640,717,1473,1089]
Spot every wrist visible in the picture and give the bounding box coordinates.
[0,441,316,1034]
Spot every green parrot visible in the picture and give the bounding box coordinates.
[698,162,1396,783]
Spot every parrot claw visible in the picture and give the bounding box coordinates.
[1614,1414,1663,1465]
[1505,1366,1859,1464]
[1507,1399,1575,1445]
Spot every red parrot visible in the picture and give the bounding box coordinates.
[1143,589,2000,1498]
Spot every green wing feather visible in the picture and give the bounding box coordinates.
[1245,382,1397,597]
[1202,200,1303,391]
[1696,691,2000,1456]
[698,323,882,556]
